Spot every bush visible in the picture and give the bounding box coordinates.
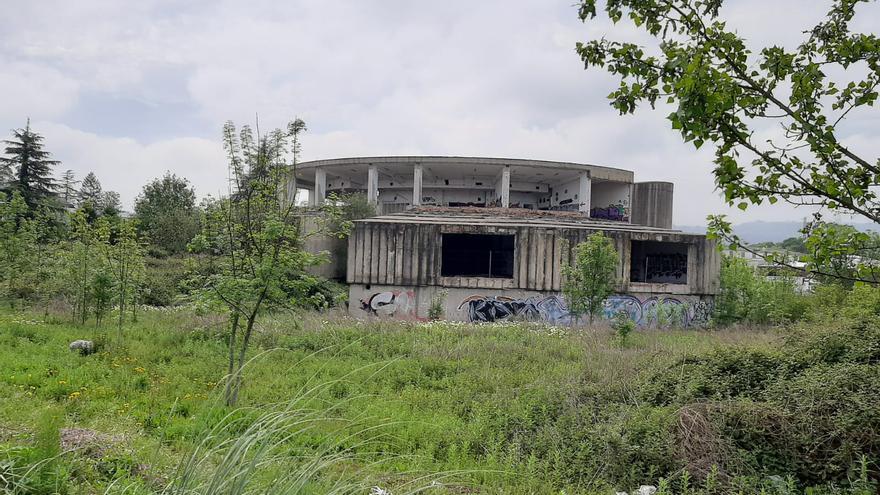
[611,310,635,345]
[714,255,807,326]
[141,256,188,306]
[639,320,880,488]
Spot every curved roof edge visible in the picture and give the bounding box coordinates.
[296,155,633,179]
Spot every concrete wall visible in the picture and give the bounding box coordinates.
[300,214,347,280]
[590,181,631,221]
[350,284,714,327]
[550,177,583,209]
[631,181,674,229]
[346,221,720,295]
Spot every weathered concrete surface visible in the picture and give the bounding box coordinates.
[347,209,719,295]
[300,214,346,280]
[350,284,714,327]
[631,181,674,229]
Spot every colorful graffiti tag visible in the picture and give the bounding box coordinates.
[458,294,713,327]
[360,290,416,318]
[590,203,629,222]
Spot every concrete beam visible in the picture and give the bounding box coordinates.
[412,163,423,206]
[367,164,379,205]
[314,168,326,206]
[578,171,591,213]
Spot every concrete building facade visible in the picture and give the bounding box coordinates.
[287,156,717,325]
[289,156,674,228]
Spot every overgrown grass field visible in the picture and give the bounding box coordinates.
[0,308,877,494]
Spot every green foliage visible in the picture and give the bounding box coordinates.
[0,191,42,306]
[578,0,880,284]
[188,118,327,405]
[714,254,807,326]
[643,320,880,488]
[134,173,201,256]
[90,270,113,327]
[1,306,879,493]
[141,256,188,307]
[326,192,376,233]
[428,289,448,321]
[611,310,635,345]
[0,120,60,212]
[562,232,619,324]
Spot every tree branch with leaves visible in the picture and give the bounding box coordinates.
[577,0,880,283]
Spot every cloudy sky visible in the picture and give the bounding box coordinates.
[1,0,877,225]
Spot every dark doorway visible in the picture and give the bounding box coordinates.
[441,233,515,278]
[630,240,688,284]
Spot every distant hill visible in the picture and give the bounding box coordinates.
[675,220,878,244]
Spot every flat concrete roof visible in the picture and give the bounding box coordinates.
[295,156,634,183]
[355,206,696,236]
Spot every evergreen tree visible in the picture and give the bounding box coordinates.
[0,120,60,211]
[78,172,104,222]
[101,191,122,218]
[60,170,80,208]
[79,172,102,206]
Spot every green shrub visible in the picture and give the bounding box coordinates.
[611,310,635,345]
[428,289,447,321]
[715,255,808,326]
[141,256,188,306]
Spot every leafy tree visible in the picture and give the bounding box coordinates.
[104,219,145,338]
[189,118,329,406]
[101,191,122,219]
[780,237,808,254]
[61,210,102,324]
[0,121,59,211]
[563,231,619,324]
[90,270,113,327]
[0,191,40,306]
[134,173,200,255]
[576,0,880,283]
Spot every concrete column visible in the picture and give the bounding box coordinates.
[500,165,511,208]
[578,171,591,214]
[284,175,297,206]
[314,168,326,206]
[367,164,379,206]
[412,163,423,207]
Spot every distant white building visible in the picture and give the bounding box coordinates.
[729,247,816,293]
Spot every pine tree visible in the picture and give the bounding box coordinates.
[0,120,60,211]
[60,170,80,208]
[78,172,103,222]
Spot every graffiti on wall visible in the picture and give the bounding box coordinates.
[458,293,713,327]
[590,203,629,222]
[360,290,416,317]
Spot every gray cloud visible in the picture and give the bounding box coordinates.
[0,0,877,226]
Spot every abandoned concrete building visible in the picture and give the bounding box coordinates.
[290,156,719,325]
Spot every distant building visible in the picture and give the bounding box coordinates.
[287,156,720,325]
[729,247,816,293]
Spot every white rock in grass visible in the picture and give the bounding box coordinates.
[638,486,657,495]
[69,340,95,355]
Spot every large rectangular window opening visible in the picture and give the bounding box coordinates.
[441,233,515,278]
[630,240,688,284]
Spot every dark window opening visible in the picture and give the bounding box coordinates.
[442,233,515,278]
[630,240,688,284]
